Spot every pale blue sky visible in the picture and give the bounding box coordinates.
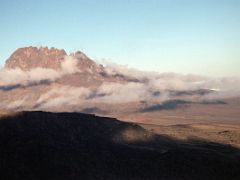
[0,0,239,76]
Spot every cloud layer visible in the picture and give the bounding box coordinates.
[1,59,240,111]
[0,56,80,89]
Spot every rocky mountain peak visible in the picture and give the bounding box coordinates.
[71,51,88,59]
[4,46,67,70]
[4,46,105,74]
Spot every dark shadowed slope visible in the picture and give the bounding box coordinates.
[0,111,240,180]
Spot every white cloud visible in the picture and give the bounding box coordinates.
[1,58,240,111]
[61,55,81,74]
[35,85,90,109]
[0,56,80,87]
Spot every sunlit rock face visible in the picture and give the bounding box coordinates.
[4,46,105,74]
[5,46,67,70]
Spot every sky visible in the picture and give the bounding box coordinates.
[0,0,239,77]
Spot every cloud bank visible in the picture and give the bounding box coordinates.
[33,77,240,111]
[0,56,80,89]
[1,59,240,111]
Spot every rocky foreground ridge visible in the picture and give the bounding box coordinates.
[0,111,239,180]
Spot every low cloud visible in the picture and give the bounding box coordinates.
[92,82,150,103]
[1,59,240,111]
[102,61,240,99]
[61,56,81,74]
[33,75,240,111]
[0,56,80,90]
[34,85,90,109]
[101,61,153,80]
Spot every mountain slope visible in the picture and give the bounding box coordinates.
[0,111,239,180]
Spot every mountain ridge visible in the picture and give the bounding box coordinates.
[4,46,105,73]
[0,111,239,180]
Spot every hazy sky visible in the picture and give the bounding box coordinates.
[0,0,239,77]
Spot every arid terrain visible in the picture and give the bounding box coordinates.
[126,99,240,151]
